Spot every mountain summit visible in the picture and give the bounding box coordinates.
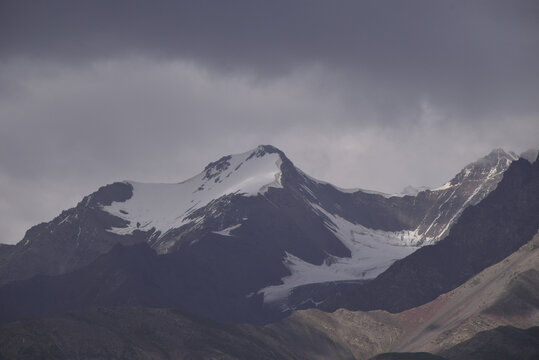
[104,145,288,253]
[414,148,519,240]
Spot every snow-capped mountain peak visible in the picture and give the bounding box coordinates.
[103,145,285,240]
[416,148,518,241]
[201,145,283,183]
[436,148,518,190]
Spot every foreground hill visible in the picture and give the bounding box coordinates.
[1,230,537,359]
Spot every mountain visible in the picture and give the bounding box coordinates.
[413,148,518,240]
[0,146,523,322]
[313,154,539,314]
[1,230,537,359]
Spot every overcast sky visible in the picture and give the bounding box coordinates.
[1,0,538,244]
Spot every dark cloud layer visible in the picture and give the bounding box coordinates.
[1,1,538,244]
[2,0,539,121]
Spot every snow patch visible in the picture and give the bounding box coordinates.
[259,204,421,303]
[212,223,242,237]
[433,182,454,191]
[58,214,72,225]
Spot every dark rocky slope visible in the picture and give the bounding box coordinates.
[370,353,446,360]
[438,325,539,360]
[370,326,539,360]
[0,182,142,285]
[0,307,356,360]
[0,238,281,324]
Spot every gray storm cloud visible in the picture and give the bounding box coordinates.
[0,0,538,243]
[2,0,538,121]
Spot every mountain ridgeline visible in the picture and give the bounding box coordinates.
[0,145,533,325]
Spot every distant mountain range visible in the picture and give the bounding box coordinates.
[0,146,526,323]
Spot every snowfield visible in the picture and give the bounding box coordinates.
[259,204,420,303]
[103,147,282,237]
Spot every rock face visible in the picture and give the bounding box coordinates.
[0,146,524,323]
